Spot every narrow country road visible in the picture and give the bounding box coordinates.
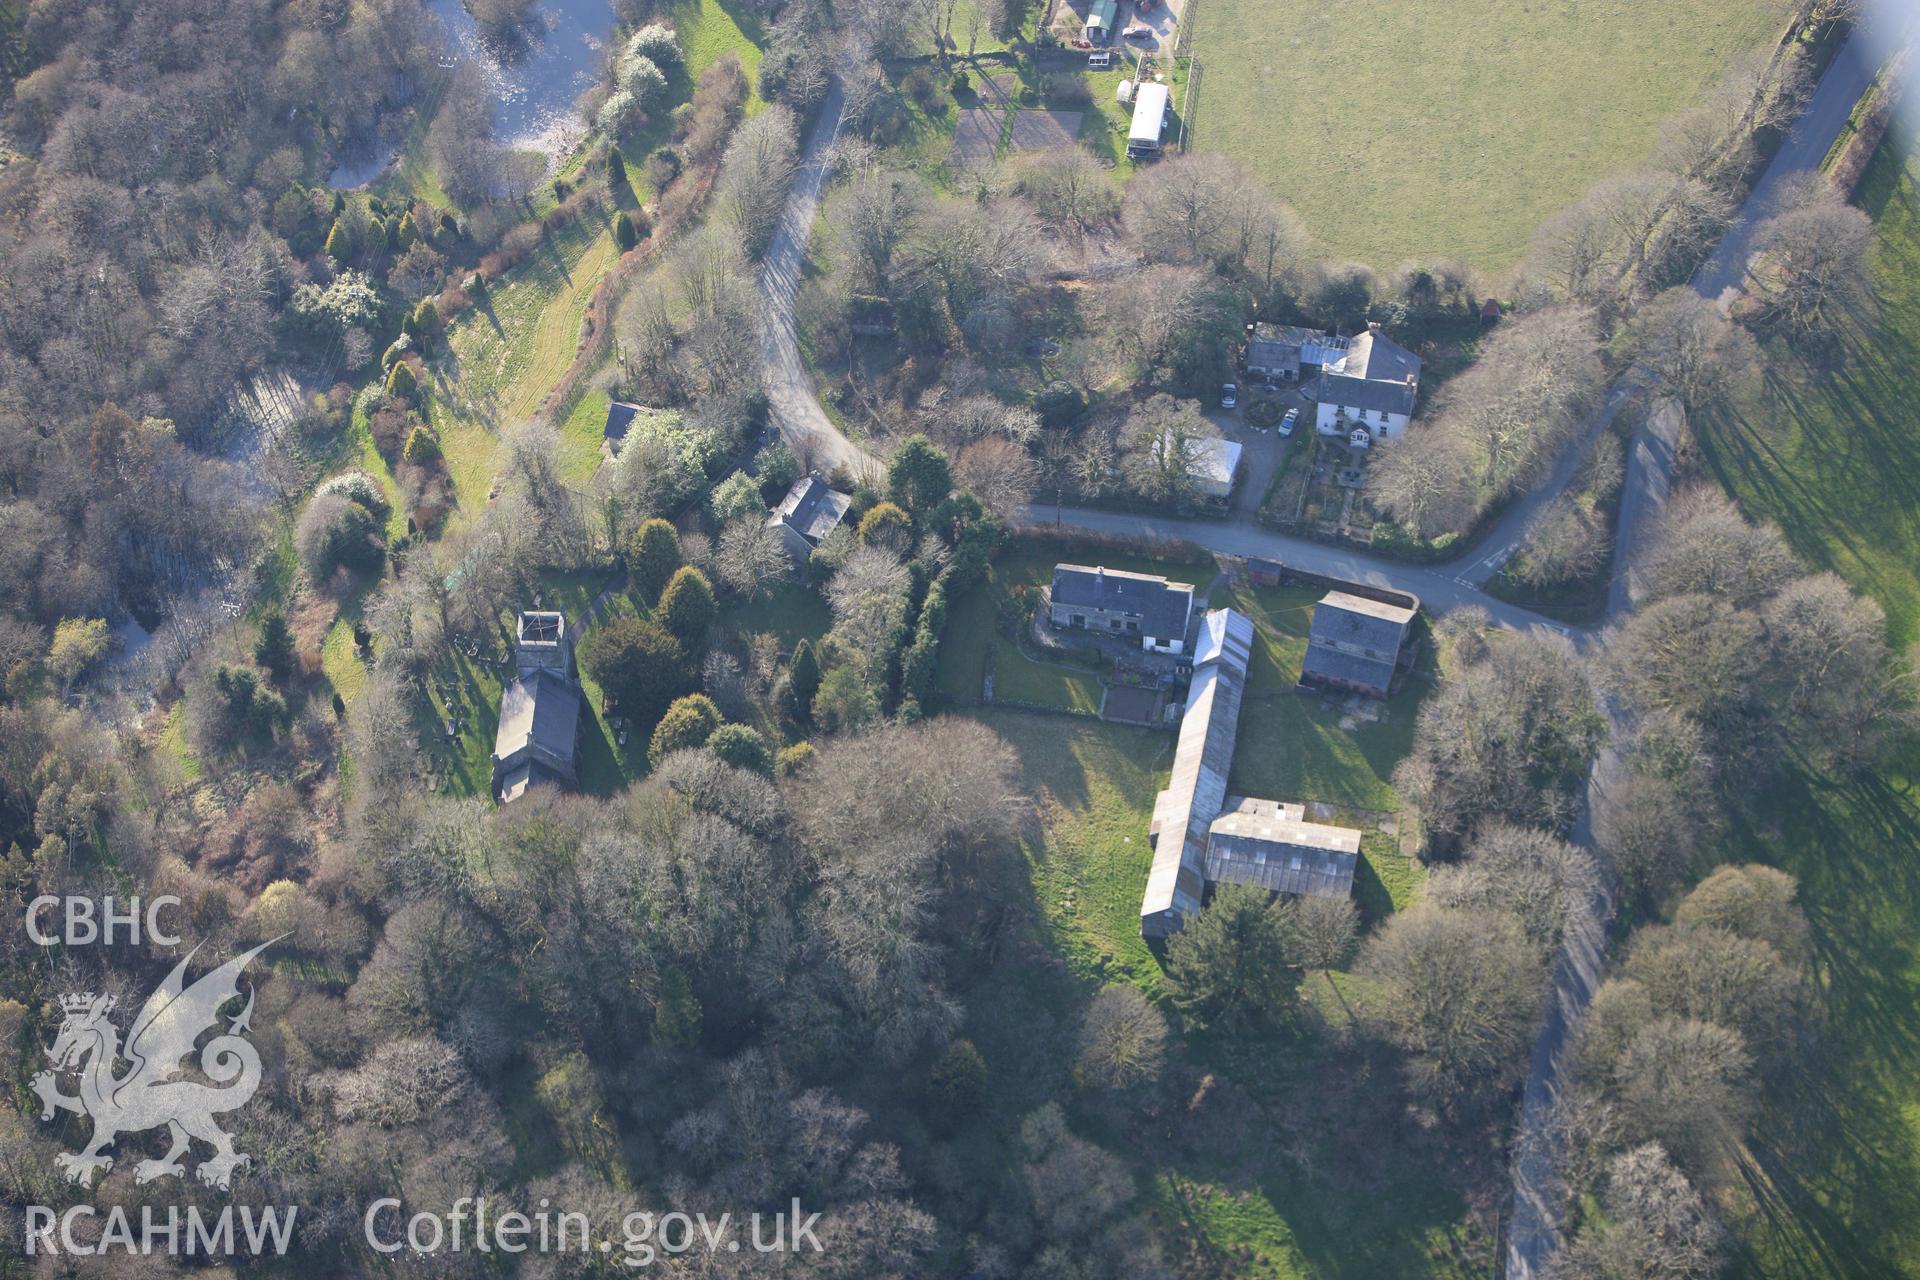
[1012,503,1576,636]
[757,80,883,481]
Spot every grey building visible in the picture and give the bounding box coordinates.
[1245,324,1348,382]
[1144,609,1254,936]
[1299,590,1417,698]
[492,611,584,804]
[1205,797,1361,899]
[1142,607,1372,937]
[602,401,645,458]
[1048,564,1195,654]
[766,472,852,564]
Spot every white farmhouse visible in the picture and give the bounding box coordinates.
[1314,325,1422,442]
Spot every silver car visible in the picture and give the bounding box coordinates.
[1220,383,1238,410]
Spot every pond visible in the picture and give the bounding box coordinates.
[330,0,616,188]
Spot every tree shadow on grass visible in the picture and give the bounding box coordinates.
[1716,757,1920,1276]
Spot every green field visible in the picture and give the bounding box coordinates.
[1221,584,1425,811]
[426,217,620,516]
[1694,128,1920,1276]
[1188,0,1795,273]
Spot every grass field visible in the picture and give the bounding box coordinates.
[1703,124,1920,647]
[1691,127,1920,1276]
[1188,0,1796,274]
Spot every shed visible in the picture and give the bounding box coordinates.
[1085,0,1118,41]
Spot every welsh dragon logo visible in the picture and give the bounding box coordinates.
[31,939,281,1190]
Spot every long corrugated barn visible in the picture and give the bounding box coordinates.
[1142,609,1254,938]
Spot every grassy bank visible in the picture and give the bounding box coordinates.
[1696,125,1920,1276]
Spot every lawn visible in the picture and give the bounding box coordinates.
[1188,0,1796,274]
[426,216,620,517]
[979,705,1462,1278]
[1691,125,1920,1277]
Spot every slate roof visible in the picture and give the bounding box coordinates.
[604,401,644,446]
[1301,591,1414,693]
[1143,610,1254,932]
[494,670,582,769]
[1205,797,1361,899]
[1300,644,1398,694]
[496,759,570,804]
[1051,564,1194,640]
[1310,591,1415,654]
[1319,371,1418,417]
[1337,328,1422,383]
[768,473,851,546]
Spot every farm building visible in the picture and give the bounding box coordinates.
[1245,324,1348,383]
[1314,326,1422,442]
[492,611,584,804]
[1205,797,1362,900]
[766,472,852,564]
[1144,609,1253,936]
[1299,590,1417,698]
[1048,564,1195,654]
[1142,609,1368,937]
[1127,80,1170,157]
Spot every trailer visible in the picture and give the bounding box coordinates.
[1126,80,1170,158]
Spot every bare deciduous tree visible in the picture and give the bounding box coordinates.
[718,105,800,258]
[1742,180,1873,348]
[1361,905,1545,1112]
[955,437,1038,519]
[1074,985,1169,1090]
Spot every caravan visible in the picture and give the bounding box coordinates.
[1126,80,1170,158]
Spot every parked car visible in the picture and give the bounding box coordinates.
[1124,24,1153,40]
[1220,383,1238,410]
[1279,407,1299,437]
[1087,49,1111,68]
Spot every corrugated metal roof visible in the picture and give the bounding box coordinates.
[1142,609,1254,933]
[1205,796,1360,899]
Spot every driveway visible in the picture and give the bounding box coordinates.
[756,80,882,481]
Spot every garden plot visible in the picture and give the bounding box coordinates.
[948,108,1005,166]
[1008,110,1085,153]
